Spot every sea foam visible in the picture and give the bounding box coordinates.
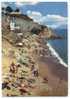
[47,43,67,67]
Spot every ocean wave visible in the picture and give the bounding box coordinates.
[47,43,67,67]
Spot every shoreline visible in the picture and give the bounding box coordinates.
[37,42,68,95]
[47,43,67,67]
[37,39,68,81]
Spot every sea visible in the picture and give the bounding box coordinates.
[47,28,68,66]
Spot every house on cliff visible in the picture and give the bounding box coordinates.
[2,7,57,40]
[2,8,43,34]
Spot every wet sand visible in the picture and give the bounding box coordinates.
[38,56,68,96]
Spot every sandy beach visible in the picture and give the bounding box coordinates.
[38,55,68,96]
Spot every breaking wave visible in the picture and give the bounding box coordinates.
[47,43,67,67]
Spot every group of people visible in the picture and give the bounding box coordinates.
[9,61,39,77]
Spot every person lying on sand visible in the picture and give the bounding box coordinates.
[10,62,19,73]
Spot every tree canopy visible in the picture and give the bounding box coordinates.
[15,8,20,12]
[6,6,13,13]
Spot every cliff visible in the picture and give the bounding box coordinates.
[2,11,63,43]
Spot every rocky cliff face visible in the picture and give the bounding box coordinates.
[2,12,63,47]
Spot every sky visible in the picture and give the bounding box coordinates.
[2,2,67,29]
